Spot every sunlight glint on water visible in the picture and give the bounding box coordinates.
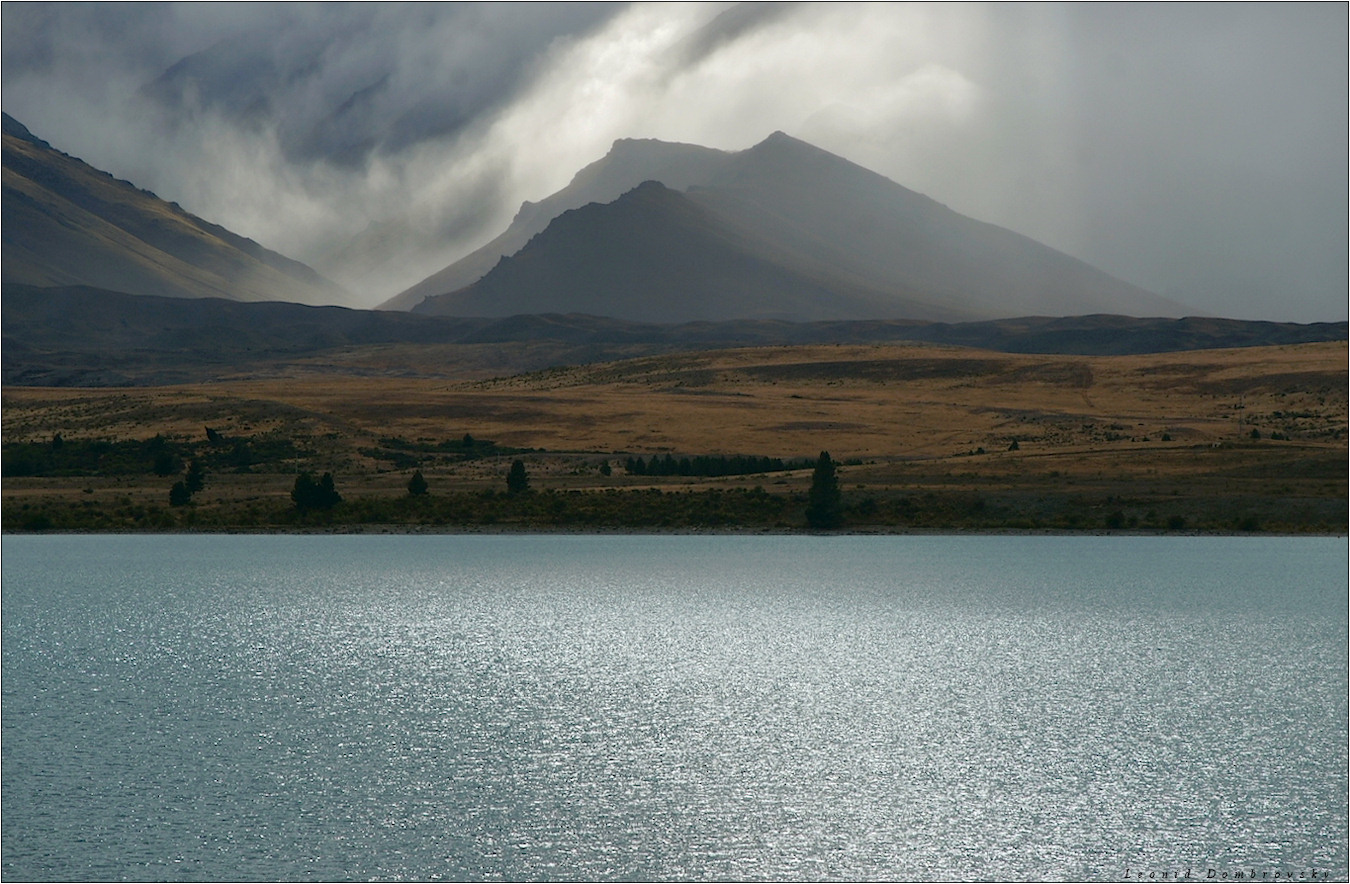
[3,535,1345,881]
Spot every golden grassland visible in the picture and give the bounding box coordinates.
[3,340,1346,531]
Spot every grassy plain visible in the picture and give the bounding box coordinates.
[3,340,1345,532]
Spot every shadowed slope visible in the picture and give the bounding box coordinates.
[381,138,734,311]
[416,181,949,323]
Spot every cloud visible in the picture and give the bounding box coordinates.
[133,4,620,166]
[2,2,1345,321]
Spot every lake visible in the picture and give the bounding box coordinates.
[2,534,1346,882]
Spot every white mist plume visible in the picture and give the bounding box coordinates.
[2,3,1344,320]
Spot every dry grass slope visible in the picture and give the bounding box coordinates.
[4,340,1345,531]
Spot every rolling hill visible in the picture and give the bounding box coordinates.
[1,113,350,306]
[403,132,1186,323]
[6,283,1342,386]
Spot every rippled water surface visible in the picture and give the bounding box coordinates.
[3,535,1346,881]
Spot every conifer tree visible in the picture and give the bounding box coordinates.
[506,460,530,494]
[292,471,342,512]
[184,460,206,494]
[805,450,842,530]
[316,472,341,507]
[168,481,192,507]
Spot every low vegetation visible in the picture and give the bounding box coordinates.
[5,476,1341,535]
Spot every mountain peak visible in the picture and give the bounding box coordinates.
[398,129,1185,321]
[627,179,673,196]
[745,129,838,162]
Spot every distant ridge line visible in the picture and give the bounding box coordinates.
[5,285,1344,386]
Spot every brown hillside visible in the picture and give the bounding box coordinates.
[4,342,1343,527]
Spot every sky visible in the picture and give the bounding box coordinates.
[2,2,1346,321]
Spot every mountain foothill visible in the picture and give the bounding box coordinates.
[2,112,1343,383]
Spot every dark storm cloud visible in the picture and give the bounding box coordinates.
[2,3,622,175]
[1,2,627,301]
[1,3,1344,321]
[102,3,620,168]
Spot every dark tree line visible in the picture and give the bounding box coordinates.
[624,454,803,478]
[5,429,307,479]
[6,434,186,478]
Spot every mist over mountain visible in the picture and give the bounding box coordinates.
[1,113,350,306]
[382,137,735,311]
[417,179,941,323]
[1,114,1180,326]
[407,132,1185,323]
[686,133,1183,319]
[4,6,1342,322]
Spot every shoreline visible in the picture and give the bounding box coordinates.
[4,526,1344,538]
